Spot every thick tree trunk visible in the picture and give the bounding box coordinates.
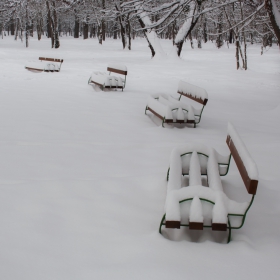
[74,10,79,38]
[174,2,198,56]
[265,0,280,44]
[216,10,224,48]
[102,0,106,41]
[25,1,29,47]
[52,1,60,48]
[11,18,15,36]
[46,1,54,47]
[83,17,89,40]
[137,16,155,57]
[98,24,103,44]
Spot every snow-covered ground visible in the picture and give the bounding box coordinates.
[0,35,280,279]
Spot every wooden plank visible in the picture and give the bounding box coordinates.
[178,91,208,105]
[146,107,164,120]
[107,67,127,75]
[39,57,63,63]
[212,223,227,231]
[226,135,258,195]
[89,80,104,87]
[165,221,181,229]
[189,222,203,230]
[25,67,44,72]
[104,85,123,89]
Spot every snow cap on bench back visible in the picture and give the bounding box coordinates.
[178,80,208,105]
[227,122,258,194]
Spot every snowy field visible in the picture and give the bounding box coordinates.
[0,35,280,279]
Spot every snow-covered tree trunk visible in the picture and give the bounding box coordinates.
[136,3,165,58]
[173,2,197,56]
[265,0,280,44]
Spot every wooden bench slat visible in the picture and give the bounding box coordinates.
[189,222,204,230]
[39,57,63,63]
[165,221,181,229]
[226,135,258,195]
[177,91,208,105]
[212,223,228,231]
[107,67,127,76]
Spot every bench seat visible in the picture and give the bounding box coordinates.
[88,64,127,91]
[25,57,63,72]
[159,123,259,243]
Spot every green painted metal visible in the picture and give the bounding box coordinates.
[194,105,205,125]
[227,218,232,243]
[228,195,255,229]
[162,117,166,128]
[159,195,255,244]
[166,152,231,181]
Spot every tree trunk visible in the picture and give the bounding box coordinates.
[216,10,224,48]
[46,1,54,47]
[265,0,280,44]
[174,2,198,56]
[52,1,60,48]
[74,10,79,38]
[236,36,240,69]
[83,17,89,40]
[25,0,29,47]
[137,15,155,57]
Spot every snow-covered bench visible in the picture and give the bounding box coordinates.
[145,81,208,127]
[88,64,127,91]
[145,94,196,127]
[159,123,258,243]
[25,57,64,72]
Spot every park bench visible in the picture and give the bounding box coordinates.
[159,123,258,243]
[145,80,208,127]
[25,57,64,72]
[88,64,127,91]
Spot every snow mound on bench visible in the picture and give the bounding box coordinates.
[178,80,208,101]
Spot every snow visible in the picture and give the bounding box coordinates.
[174,1,195,44]
[207,149,224,192]
[189,195,204,223]
[148,94,197,123]
[0,35,280,279]
[178,80,208,101]
[165,144,250,224]
[227,122,259,180]
[189,151,202,186]
[147,96,173,120]
[89,72,123,87]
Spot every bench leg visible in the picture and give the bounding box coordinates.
[162,118,166,128]
[159,214,166,234]
[227,218,232,243]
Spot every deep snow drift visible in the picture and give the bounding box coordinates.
[0,35,280,280]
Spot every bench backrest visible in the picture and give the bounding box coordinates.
[226,123,258,195]
[39,57,64,63]
[177,80,208,105]
[107,64,127,76]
